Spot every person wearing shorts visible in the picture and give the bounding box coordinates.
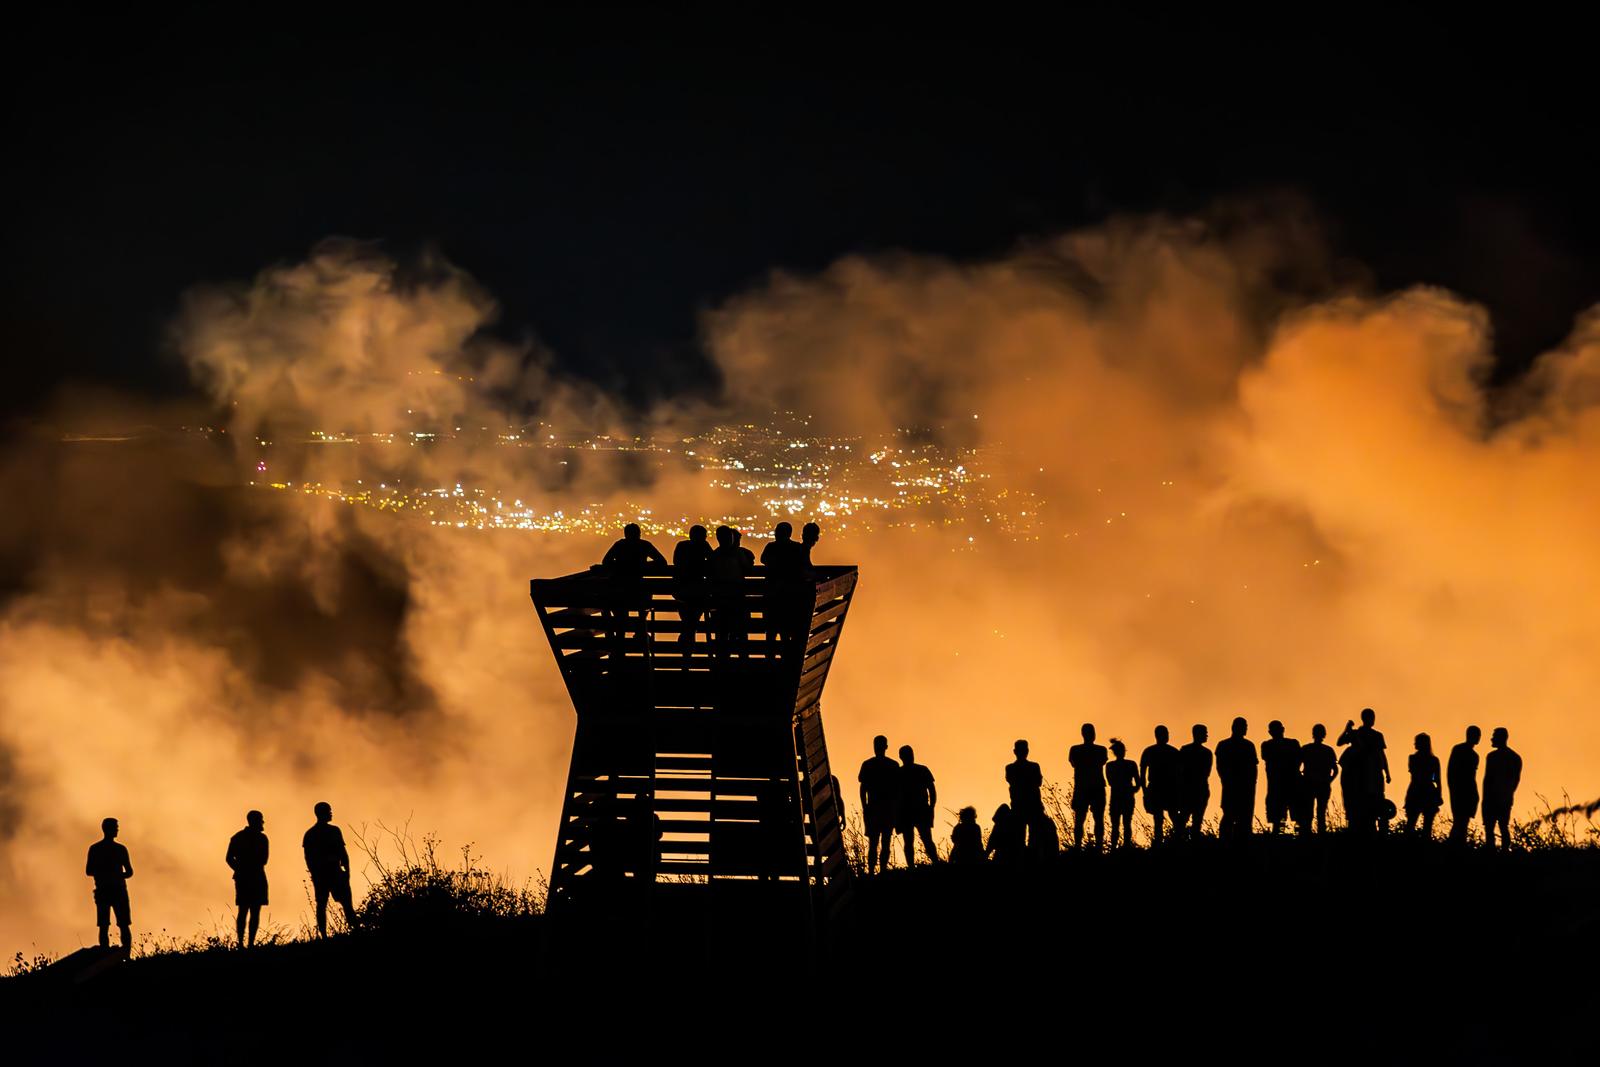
[86,817,133,953]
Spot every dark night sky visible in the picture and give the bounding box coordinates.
[5,10,1598,420]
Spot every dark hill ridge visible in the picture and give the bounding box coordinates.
[5,836,1596,1064]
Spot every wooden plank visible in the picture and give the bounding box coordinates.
[805,598,851,632]
[800,642,837,674]
[797,658,835,694]
[804,619,844,653]
[793,674,827,710]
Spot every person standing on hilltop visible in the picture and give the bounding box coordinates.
[858,735,901,874]
[1337,708,1390,835]
[1481,727,1522,852]
[1260,720,1302,835]
[226,809,270,948]
[1177,724,1213,842]
[85,817,133,954]
[671,524,714,649]
[1139,725,1181,846]
[1214,717,1258,842]
[1404,734,1443,839]
[1068,723,1108,851]
[949,806,985,865]
[895,744,939,866]
[985,804,1024,864]
[1299,724,1338,834]
[1105,739,1140,849]
[303,801,357,938]
[1006,739,1044,850]
[1446,726,1482,845]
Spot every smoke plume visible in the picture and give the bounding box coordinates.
[4,212,1599,960]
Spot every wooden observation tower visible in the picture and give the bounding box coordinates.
[530,564,858,930]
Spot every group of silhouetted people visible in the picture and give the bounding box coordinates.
[856,736,940,872]
[84,802,358,954]
[860,708,1526,869]
[601,520,823,655]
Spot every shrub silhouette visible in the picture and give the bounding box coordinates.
[349,822,546,935]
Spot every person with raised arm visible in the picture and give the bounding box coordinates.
[1337,708,1390,835]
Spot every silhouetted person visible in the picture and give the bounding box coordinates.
[858,735,900,874]
[226,810,269,948]
[671,524,714,648]
[986,804,1023,864]
[1404,733,1442,838]
[1106,739,1139,849]
[1337,743,1361,834]
[1447,726,1482,845]
[602,522,668,580]
[710,525,754,655]
[800,521,821,573]
[1068,723,1108,850]
[1299,724,1338,834]
[1006,739,1044,849]
[1481,727,1522,851]
[1215,717,1258,842]
[1028,811,1059,860]
[760,521,805,576]
[1260,720,1302,835]
[759,522,807,654]
[85,817,132,953]
[896,744,938,866]
[950,806,985,864]
[303,802,356,938]
[1337,708,1391,835]
[1177,724,1213,841]
[1139,725,1181,846]
[602,522,667,638]
[732,527,756,568]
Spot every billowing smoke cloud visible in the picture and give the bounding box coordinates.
[4,214,1599,961]
[709,219,1600,858]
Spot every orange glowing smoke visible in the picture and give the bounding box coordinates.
[3,212,1599,961]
